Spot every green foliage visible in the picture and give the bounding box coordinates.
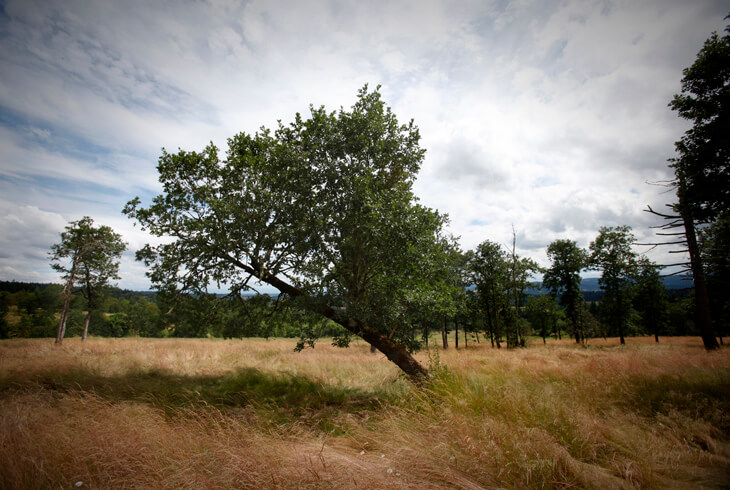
[525,295,561,342]
[670,22,730,222]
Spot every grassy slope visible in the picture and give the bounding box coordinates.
[0,336,728,489]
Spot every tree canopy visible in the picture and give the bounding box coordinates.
[589,225,638,345]
[543,239,588,343]
[124,86,456,380]
[670,22,730,223]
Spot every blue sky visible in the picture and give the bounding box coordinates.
[0,0,727,290]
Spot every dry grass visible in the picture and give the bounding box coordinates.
[1,336,729,488]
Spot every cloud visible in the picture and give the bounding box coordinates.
[0,0,726,288]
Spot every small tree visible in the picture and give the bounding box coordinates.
[589,226,638,345]
[50,217,126,343]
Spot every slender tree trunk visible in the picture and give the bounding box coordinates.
[455,321,459,349]
[56,273,75,344]
[82,311,91,341]
[572,309,580,344]
[682,213,719,350]
[441,318,448,349]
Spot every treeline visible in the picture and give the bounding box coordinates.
[0,281,346,342]
[0,275,705,344]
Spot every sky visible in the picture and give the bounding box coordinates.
[0,0,727,291]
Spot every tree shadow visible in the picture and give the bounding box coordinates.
[1,367,386,419]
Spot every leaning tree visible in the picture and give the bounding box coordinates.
[124,86,456,381]
[646,20,729,350]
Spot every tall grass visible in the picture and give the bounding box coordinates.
[1,337,728,488]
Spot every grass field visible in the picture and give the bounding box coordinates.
[1,336,728,489]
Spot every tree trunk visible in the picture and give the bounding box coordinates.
[572,309,580,344]
[56,275,74,344]
[441,318,448,349]
[682,213,719,350]
[454,321,459,349]
[250,266,429,381]
[82,311,91,341]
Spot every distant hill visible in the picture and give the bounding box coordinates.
[526,275,693,298]
[0,281,155,299]
[578,275,693,292]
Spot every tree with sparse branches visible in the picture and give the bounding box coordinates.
[124,86,455,381]
[645,19,729,350]
[49,217,126,343]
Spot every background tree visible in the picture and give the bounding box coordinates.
[466,240,510,348]
[125,86,453,381]
[700,215,730,343]
[506,232,541,347]
[525,294,560,344]
[633,257,669,342]
[543,239,588,343]
[78,227,126,340]
[589,226,638,345]
[49,217,126,344]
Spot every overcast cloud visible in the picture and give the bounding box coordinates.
[0,0,727,290]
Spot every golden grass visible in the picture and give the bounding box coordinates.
[1,336,729,488]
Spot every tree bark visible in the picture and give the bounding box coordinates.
[682,213,720,350]
[56,271,75,344]
[82,311,91,341]
[441,318,448,349]
[454,321,459,349]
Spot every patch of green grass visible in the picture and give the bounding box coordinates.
[626,369,730,431]
[0,365,388,434]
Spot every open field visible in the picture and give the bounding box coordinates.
[1,337,729,489]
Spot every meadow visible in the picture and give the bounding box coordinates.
[1,336,728,489]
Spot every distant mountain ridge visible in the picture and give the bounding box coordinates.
[577,275,692,292]
[525,275,692,298]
